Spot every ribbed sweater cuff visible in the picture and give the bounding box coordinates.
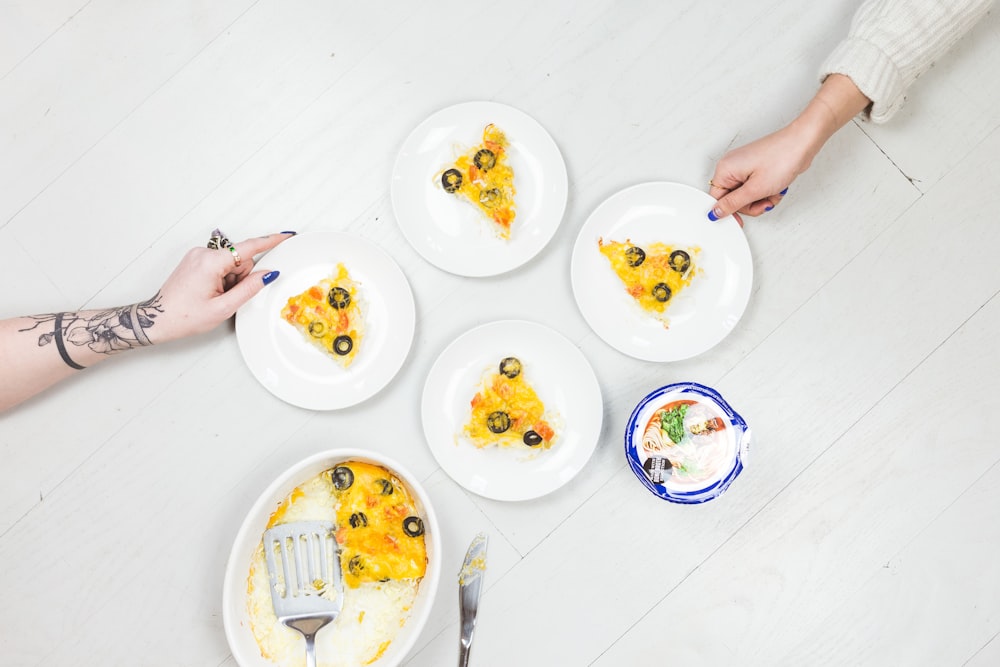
[821,36,906,124]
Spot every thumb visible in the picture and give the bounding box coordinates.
[217,269,280,317]
[708,186,765,221]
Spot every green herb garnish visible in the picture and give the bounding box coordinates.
[660,404,688,444]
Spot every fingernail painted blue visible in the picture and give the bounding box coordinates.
[707,210,719,221]
[780,188,789,195]
[280,230,297,235]
[765,206,774,211]
[262,270,280,285]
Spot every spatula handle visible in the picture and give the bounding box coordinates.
[305,633,318,667]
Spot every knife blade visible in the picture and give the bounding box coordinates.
[458,532,488,667]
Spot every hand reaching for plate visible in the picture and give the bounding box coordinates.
[0,230,294,412]
[707,74,870,223]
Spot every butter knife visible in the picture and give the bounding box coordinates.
[458,532,488,667]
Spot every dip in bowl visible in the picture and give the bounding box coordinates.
[626,382,750,504]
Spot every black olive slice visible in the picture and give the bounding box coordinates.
[499,357,522,379]
[377,479,394,495]
[348,554,365,576]
[330,466,354,490]
[523,430,543,447]
[669,250,691,273]
[307,320,326,338]
[349,512,368,528]
[652,283,672,302]
[625,246,646,267]
[473,148,496,171]
[487,411,511,434]
[333,335,353,356]
[328,287,351,309]
[479,188,501,208]
[442,168,463,193]
[402,516,425,537]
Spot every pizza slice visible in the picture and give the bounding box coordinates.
[598,238,700,326]
[463,356,557,450]
[328,462,427,589]
[280,262,364,367]
[438,123,516,238]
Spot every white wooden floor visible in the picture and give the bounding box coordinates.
[2,2,999,666]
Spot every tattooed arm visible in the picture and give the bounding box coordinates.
[0,299,164,409]
[0,232,294,412]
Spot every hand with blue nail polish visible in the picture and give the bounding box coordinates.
[708,74,870,221]
[0,231,294,412]
[707,124,811,221]
[153,231,293,342]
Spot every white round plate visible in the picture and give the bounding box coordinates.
[391,101,568,277]
[222,448,441,667]
[570,182,753,362]
[236,232,415,410]
[421,320,603,501]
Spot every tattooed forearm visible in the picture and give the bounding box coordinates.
[16,293,165,370]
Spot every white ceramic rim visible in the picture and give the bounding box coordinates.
[235,232,416,410]
[420,319,604,501]
[570,181,753,361]
[390,100,568,277]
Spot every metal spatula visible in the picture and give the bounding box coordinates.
[263,520,344,667]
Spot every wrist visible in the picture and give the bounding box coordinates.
[783,75,867,170]
[121,292,171,346]
[798,74,871,146]
[773,112,827,177]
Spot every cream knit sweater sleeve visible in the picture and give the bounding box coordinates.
[821,0,993,123]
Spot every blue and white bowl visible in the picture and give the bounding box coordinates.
[625,382,750,504]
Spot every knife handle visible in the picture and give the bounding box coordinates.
[458,591,477,666]
[458,603,476,666]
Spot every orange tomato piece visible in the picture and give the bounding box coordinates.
[492,208,513,228]
[534,421,555,441]
[492,377,513,399]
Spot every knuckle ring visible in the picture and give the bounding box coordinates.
[228,246,242,267]
[208,228,233,250]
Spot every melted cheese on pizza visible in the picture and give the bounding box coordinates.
[598,238,700,325]
[438,124,516,238]
[464,357,556,450]
[280,263,364,367]
[330,462,428,588]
